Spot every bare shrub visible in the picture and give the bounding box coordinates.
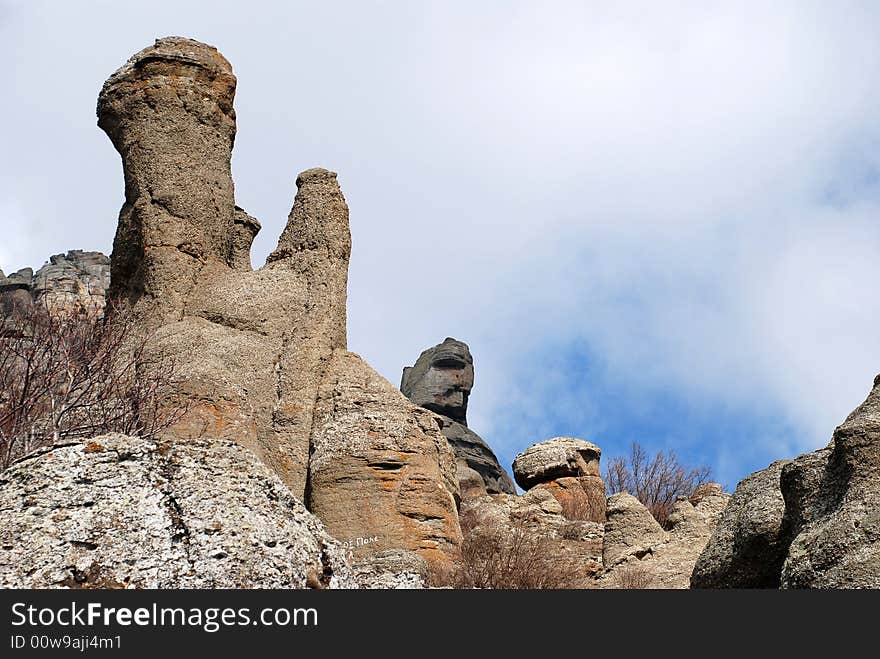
[604,441,712,527]
[611,561,654,589]
[0,300,188,467]
[442,507,594,589]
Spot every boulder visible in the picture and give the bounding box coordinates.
[602,493,669,569]
[780,375,880,588]
[532,476,606,522]
[601,490,728,589]
[690,460,791,588]
[0,434,356,588]
[512,437,601,489]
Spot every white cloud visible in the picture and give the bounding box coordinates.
[2,1,880,482]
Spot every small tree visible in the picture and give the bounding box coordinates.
[604,441,712,526]
[0,300,187,467]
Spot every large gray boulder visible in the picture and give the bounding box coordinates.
[691,461,791,588]
[401,338,515,495]
[693,373,880,588]
[0,434,356,588]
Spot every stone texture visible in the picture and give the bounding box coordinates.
[401,338,474,423]
[602,492,669,569]
[0,434,356,588]
[306,350,462,574]
[512,437,601,490]
[437,416,515,495]
[401,338,515,495]
[691,461,791,588]
[532,476,607,523]
[90,37,464,571]
[352,550,427,589]
[0,251,110,318]
[779,375,880,588]
[694,375,880,589]
[601,489,729,589]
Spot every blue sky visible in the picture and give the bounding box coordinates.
[2,1,880,490]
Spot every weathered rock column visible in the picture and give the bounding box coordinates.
[98,37,244,317]
[401,338,516,495]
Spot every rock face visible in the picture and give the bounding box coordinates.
[0,434,356,588]
[602,487,730,589]
[401,338,515,495]
[402,338,474,423]
[307,350,461,572]
[512,437,606,522]
[694,373,880,589]
[0,251,110,317]
[94,37,462,570]
[690,461,791,588]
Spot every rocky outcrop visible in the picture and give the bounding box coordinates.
[512,437,606,522]
[694,373,880,589]
[461,488,605,578]
[690,461,790,588]
[307,350,461,573]
[602,487,730,589]
[401,338,515,495]
[351,550,427,589]
[0,434,356,588]
[0,251,110,318]
[780,374,880,588]
[94,37,462,569]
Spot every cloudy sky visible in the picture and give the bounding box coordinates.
[3,1,880,489]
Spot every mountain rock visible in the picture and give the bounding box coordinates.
[602,487,730,589]
[0,251,109,318]
[694,375,880,589]
[512,437,606,521]
[306,350,461,573]
[690,460,792,588]
[401,338,515,495]
[93,37,462,568]
[0,434,356,588]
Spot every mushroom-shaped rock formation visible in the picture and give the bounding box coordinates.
[512,437,606,522]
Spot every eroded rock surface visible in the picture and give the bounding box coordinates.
[694,375,880,589]
[0,251,110,318]
[512,437,606,522]
[602,487,730,589]
[0,434,356,588]
[691,461,791,588]
[401,338,515,495]
[308,351,461,573]
[93,37,462,569]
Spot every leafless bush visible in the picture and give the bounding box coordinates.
[441,507,594,589]
[604,441,712,526]
[610,561,654,589]
[0,300,188,467]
